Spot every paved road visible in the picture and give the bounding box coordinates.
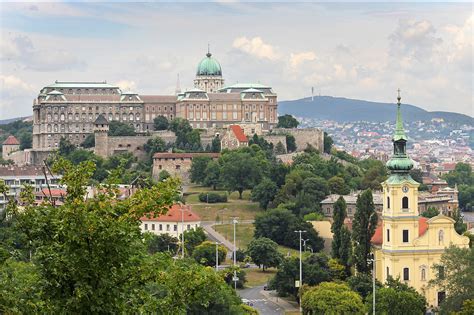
[238,286,284,315]
[202,220,254,259]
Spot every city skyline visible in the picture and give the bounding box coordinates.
[1,1,472,119]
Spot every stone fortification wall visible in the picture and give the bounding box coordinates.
[263,135,287,152]
[272,128,324,153]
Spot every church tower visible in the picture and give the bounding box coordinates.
[194,47,224,93]
[381,90,420,274]
[93,114,109,158]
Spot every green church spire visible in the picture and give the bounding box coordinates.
[393,89,407,142]
[386,89,414,173]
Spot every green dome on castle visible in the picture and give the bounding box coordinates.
[196,52,222,76]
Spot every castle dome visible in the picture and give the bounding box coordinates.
[196,52,222,76]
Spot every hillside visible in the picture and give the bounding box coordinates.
[278,96,473,124]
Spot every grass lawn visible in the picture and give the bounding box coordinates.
[184,185,262,222]
[245,268,277,288]
[213,223,255,249]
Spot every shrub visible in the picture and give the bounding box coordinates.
[199,192,228,203]
[303,212,325,221]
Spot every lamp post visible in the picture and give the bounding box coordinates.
[179,206,188,259]
[231,216,239,290]
[368,252,376,315]
[294,230,306,312]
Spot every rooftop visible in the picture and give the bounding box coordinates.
[140,204,201,222]
[153,152,220,159]
[2,135,20,146]
[371,216,428,245]
[230,125,248,142]
[45,81,119,89]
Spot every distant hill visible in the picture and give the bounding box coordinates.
[278,96,473,124]
[0,116,32,125]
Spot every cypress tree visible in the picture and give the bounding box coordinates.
[352,189,378,274]
[331,196,347,259]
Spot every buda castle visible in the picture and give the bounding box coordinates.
[31,50,278,150]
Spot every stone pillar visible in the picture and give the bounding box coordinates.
[93,115,109,158]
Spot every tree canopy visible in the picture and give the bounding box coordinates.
[276,114,299,128]
[247,237,283,271]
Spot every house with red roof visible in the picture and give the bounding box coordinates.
[2,135,20,160]
[140,204,201,238]
[220,125,248,150]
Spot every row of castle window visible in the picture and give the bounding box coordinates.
[53,88,119,95]
[45,112,141,122]
[146,106,174,112]
[45,105,139,112]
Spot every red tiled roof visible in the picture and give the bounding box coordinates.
[153,152,220,159]
[36,188,67,198]
[140,204,200,222]
[442,163,456,171]
[3,135,20,145]
[371,217,428,245]
[0,166,46,177]
[230,125,248,142]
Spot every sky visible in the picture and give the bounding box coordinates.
[0,1,472,119]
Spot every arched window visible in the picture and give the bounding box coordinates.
[421,267,426,281]
[402,196,409,209]
[438,230,444,245]
[403,267,410,281]
[387,196,391,209]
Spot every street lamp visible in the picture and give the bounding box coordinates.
[294,230,306,312]
[179,205,189,259]
[368,252,376,315]
[231,216,239,290]
[302,239,310,252]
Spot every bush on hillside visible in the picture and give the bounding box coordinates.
[198,192,228,203]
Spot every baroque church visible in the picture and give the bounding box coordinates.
[371,92,469,308]
[31,50,278,150]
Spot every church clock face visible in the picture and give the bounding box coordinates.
[402,185,409,193]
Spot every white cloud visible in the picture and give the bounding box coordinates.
[232,36,280,61]
[0,75,35,96]
[115,80,137,92]
[289,51,316,68]
[0,34,86,72]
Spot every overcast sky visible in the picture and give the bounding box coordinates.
[0,1,472,119]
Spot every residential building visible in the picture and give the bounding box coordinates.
[152,152,219,182]
[140,204,201,238]
[220,125,248,150]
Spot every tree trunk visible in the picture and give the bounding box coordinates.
[238,189,243,199]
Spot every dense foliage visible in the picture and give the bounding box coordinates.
[429,245,474,313]
[108,120,137,136]
[276,114,299,128]
[198,192,228,203]
[442,163,474,211]
[302,282,366,314]
[247,237,283,271]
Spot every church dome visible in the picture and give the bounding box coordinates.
[196,52,222,76]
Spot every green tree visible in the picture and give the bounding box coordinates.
[108,121,136,136]
[144,136,167,157]
[367,277,427,315]
[203,160,221,190]
[443,162,473,187]
[153,115,169,130]
[285,134,297,153]
[220,151,263,199]
[458,184,474,211]
[323,132,333,154]
[211,135,221,153]
[190,156,212,184]
[247,237,283,271]
[328,175,350,195]
[145,233,178,254]
[81,134,95,148]
[352,189,378,273]
[302,282,365,314]
[347,273,382,299]
[276,114,299,128]
[183,227,207,255]
[274,141,286,155]
[452,208,467,234]
[18,130,32,150]
[421,206,439,218]
[192,241,227,267]
[251,177,278,210]
[331,196,346,259]
[58,137,76,156]
[429,245,474,313]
